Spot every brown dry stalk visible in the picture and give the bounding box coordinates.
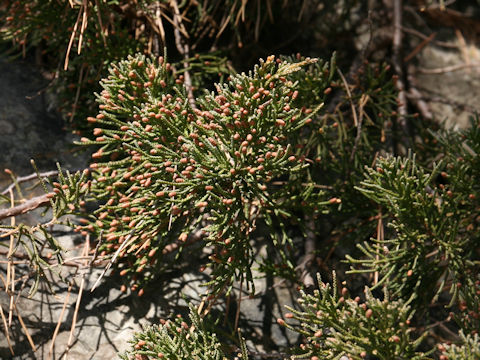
[0,272,37,353]
[77,0,89,55]
[69,63,87,123]
[7,189,15,327]
[374,210,384,286]
[64,5,83,70]
[403,32,436,63]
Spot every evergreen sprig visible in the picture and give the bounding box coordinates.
[278,273,430,360]
[437,331,480,360]
[76,54,337,296]
[118,304,231,360]
[348,152,479,312]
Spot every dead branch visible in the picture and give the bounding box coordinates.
[0,193,53,221]
[1,170,58,196]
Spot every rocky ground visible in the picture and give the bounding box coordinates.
[0,25,480,359]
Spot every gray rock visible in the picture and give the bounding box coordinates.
[415,34,480,129]
[0,56,86,184]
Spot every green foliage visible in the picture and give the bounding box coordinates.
[343,118,480,341]
[279,273,431,360]
[0,164,89,296]
[119,304,232,360]
[75,53,339,296]
[438,331,480,360]
[2,2,480,358]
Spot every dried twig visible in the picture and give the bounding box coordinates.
[374,210,384,286]
[1,170,58,196]
[90,224,141,292]
[401,26,458,49]
[234,278,243,331]
[0,272,37,353]
[0,193,53,221]
[93,0,107,47]
[337,68,358,128]
[7,189,15,327]
[77,0,89,55]
[351,94,368,163]
[64,5,83,70]
[403,32,436,63]
[69,63,87,123]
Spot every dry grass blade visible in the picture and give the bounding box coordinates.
[417,62,480,74]
[374,211,384,286]
[0,304,14,355]
[266,0,274,22]
[47,283,73,360]
[350,94,368,162]
[235,0,248,25]
[78,0,89,55]
[298,0,308,22]
[392,0,410,149]
[254,0,260,41]
[64,237,90,359]
[13,301,37,352]
[215,11,232,40]
[155,3,166,45]
[64,6,83,71]
[234,278,243,331]
[456,29,471,73]
[404,32,436,63]
[7,189,15,327]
